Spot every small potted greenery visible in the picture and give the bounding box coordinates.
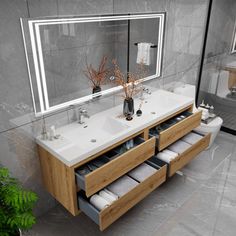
[0,166,38,236]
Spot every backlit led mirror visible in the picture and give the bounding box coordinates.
[21,13,165,116]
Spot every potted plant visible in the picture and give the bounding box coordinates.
[112,59,144,120]
[83,56,110,95]
[0,166,38,236]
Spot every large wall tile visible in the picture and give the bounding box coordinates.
[58,0,113,15]
[0,121,56,216]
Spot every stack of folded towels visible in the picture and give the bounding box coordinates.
[128,163,157,182]
[89,162,159,211]
[90,189,119,211]
[156,131,203,163]
[90,175,138,211]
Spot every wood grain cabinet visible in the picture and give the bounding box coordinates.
[37,104,210,230]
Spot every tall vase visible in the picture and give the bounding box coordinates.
[123,97,134,119]
[92,85,102,99]
[92,85,101,94]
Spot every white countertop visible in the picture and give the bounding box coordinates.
[36,89,193,167]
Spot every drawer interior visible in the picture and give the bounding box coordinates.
[149,110,202,151]
[149,110,193,137]
[75,136,145,190]
[78,158,167,229]
[154,131,210,176]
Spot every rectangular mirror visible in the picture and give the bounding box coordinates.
[21,13,165,116]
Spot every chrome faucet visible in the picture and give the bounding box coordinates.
[78,108,90,124]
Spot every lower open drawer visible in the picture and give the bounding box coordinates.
[156,132,211,177]
[78,160,167,231]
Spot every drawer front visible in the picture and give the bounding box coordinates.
[78,164,167,231]
[84,137,155,197]
[168,133,210,177]
[158,111,202,151]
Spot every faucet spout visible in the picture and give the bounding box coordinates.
[78,109,90,124]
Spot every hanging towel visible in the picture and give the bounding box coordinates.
[168,140,191,154]
[90,194,110,211]
[181,132,203,145]
[136,42,152,66]
[107,175,139,197]
[99,190,117,204]
[128,163,157,182]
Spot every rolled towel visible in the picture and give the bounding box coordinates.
[163,149,178,158]
[107,175,139,197]
[168,140,191,154]
[90,194,110,211]
[156,152,173,163]
[99,190,117,203]
[103,188,119,200]
[128,163,157,182]
[181,132,203,145]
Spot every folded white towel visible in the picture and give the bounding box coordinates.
[163,149,178,158]
[99,190,117,203]
[168,140,191,154]
[103,188,119,200]
[201,113,209,120]
[90,194,110,211]
[107,175,139,197]
[136,42,151,65]
[181,132,203,145]
[128,163,157,182]
[156,152,173,163]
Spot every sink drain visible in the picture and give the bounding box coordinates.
[90,139,97,143]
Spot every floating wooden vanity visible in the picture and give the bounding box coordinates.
[37,91,210,231]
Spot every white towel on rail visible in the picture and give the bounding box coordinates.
[136,42,152,65]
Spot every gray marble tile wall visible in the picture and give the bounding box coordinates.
[0,0,209,216]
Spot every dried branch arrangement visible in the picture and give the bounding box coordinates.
[83,56,110,88]
[112,59,145,99]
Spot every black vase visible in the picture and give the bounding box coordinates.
[92,86,102,99]
[92,86,101,94]
[123,98,134,118]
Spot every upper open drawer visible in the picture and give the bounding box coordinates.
[149,110,202,151]
[75,136,156,197]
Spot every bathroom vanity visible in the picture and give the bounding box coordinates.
[36,89,210,231]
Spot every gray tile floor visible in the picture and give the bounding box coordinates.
[26,132,236,236]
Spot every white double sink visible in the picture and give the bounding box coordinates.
[36,89,193,166]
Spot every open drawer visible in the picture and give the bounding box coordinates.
[156,132,211,177]
[75,136,155,197]
[78,160,167,231]
[149,110,202,151]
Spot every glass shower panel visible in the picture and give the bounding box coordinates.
[197,0,236,132]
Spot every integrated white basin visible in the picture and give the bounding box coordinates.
[36,89,194,166]
[59,117,130,152]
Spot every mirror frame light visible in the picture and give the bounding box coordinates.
[231,22,236,54]
[21,13,166,116]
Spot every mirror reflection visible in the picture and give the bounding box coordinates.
[21,14,165,115]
